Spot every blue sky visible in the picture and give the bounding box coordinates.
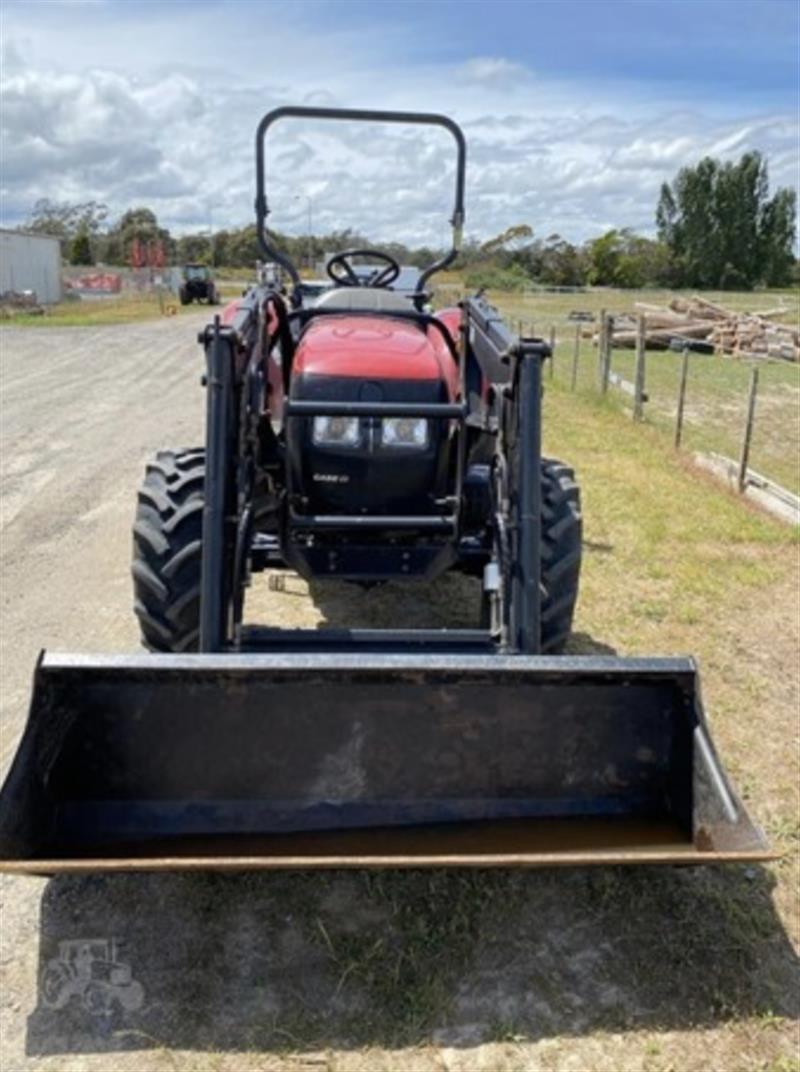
[306,0,798,103]
[1,0,798,244]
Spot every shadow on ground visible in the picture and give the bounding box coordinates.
[27,864,799,1056]
[24,570,800,1056]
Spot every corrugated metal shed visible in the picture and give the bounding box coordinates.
[0,229,62,304]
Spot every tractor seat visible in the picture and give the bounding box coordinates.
[312,287,414,313]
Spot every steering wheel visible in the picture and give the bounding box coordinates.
[326,249,400,289]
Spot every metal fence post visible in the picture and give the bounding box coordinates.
[738,366,759,492]
[571,323,581,391]
[674,347,690,449]
[633,315,646,420]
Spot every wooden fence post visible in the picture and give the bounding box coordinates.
[549,325,556,378]
[738,366,759,492]
[596,308,607,391]
[674,347,690,448]
[601,314,613,394]
[571,324,581,391]
[633,315,646,420]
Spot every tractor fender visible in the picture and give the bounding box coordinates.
[220,298,242,326]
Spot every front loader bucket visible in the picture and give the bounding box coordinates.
[0,652,771,872]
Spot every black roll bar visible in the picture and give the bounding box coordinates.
[255,106,467,294]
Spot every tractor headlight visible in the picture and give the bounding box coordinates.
[312,416,361,447]
[381,417,429,449]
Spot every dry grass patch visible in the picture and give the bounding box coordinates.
[5,291,198,327]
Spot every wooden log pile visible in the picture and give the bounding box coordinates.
[590,296,799,360]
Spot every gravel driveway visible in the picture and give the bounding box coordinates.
[0,315,207,1067]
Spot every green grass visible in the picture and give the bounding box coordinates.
[212,265,257,281]
[538,373,796,655]
[545,336,800,496]
[601,345,799,495]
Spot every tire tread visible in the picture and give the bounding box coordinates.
[540,456,582,653]
[132,448,205,652]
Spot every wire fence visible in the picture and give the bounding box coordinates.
[515,312,800,517]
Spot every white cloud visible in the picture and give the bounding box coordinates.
[457,57,531,89]
[613,136,698,170]
[0,4,797,247]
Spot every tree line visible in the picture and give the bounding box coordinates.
[23,150,796,290]
[24,201,436,277]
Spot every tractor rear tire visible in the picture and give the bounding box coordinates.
[540,457,582,653]
[132,448,205,652]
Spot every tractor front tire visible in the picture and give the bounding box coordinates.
[540,457,582,653]
[179,287,191,306]
[132,449,205,652]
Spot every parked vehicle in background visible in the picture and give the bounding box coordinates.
[179,264,218,305]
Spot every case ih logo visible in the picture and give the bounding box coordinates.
[312,472,349,483]
[40,939,144,1017]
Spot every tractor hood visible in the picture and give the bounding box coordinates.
[294,316,457,392]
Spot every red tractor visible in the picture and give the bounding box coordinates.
[0,107,768,872]
[132,110,579,655]
[134,259,580,652]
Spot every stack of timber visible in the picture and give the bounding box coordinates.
[590,296,799,360]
